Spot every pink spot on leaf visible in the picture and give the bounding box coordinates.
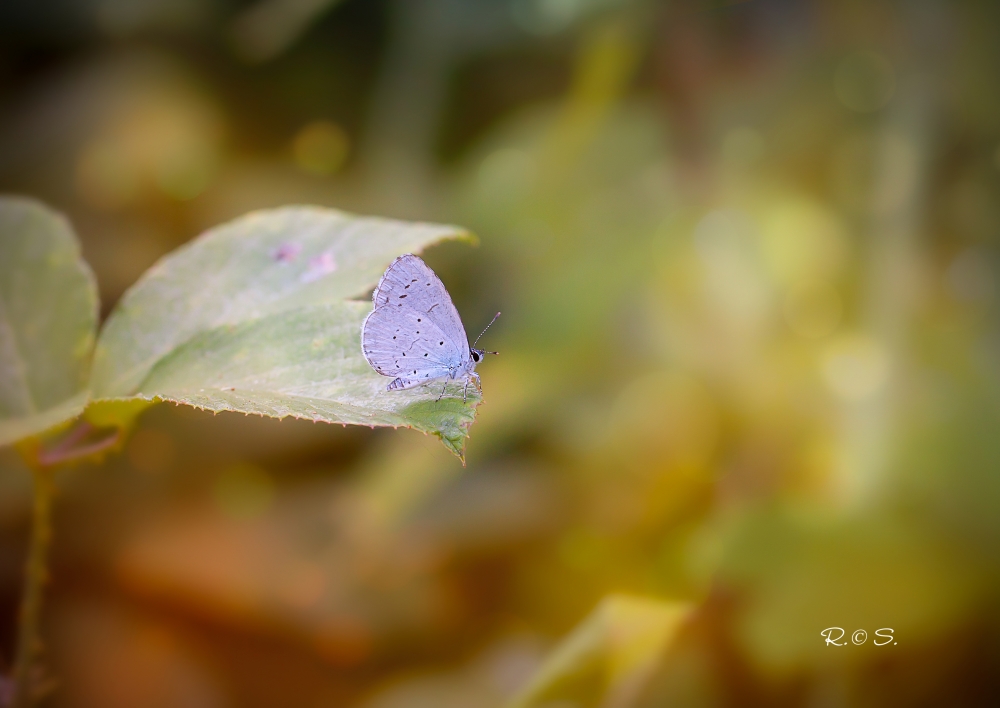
[301,251,337,282]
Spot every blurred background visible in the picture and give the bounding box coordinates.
[1,0,1000,705]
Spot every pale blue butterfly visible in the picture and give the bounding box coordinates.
[362,254,498,401]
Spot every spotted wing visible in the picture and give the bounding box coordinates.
[370,254,469,351]
[362,301,465,385]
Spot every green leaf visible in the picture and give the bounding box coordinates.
[508,595,692,708]
[0,197,98,447]
[90,206,480,458]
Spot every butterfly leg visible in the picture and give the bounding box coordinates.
[463,379,469,402]
[436,380,448,402]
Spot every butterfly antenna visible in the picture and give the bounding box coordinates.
[473,312,501,349]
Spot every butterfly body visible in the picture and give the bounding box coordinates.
[362,254,495,401]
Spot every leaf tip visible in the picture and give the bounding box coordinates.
[454,229,479,247]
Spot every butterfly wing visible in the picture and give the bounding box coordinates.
[362,304,462,385]
[370,254,469,349]
[362,255,469,388]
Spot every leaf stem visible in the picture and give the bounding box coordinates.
[9,464,54,708]
[7,421,119,706]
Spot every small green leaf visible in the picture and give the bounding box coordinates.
[508,595,692,708]
[90,206,480,458]
[0,197,98,447]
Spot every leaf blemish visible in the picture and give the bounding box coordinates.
[272,242,302,262]
[300,251,336,282]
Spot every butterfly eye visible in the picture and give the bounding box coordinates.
[471,351,481,362]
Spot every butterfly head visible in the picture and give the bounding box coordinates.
[469,312,501,366]
[470,348,498,363]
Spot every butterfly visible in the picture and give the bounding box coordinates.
[362,254,498,401]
